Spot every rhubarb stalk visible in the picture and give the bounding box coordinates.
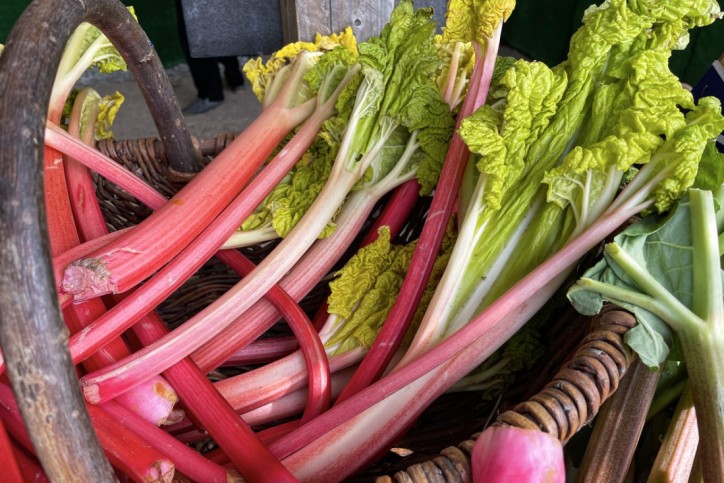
[61,52,321,300]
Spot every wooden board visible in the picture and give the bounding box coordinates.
[281,0,395,42]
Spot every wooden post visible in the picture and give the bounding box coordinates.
[280,0,394,42]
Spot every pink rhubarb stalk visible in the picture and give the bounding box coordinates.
[86,404,176,482]
[128,312,297,482]
[0,383,175,482]
[193,166,422,371]
[220,179,419,368]
[77,117,380,402]
[56,83,326,471]
[269,196,651,480]
[101,400,238,482]
[60,56,319,301]
[215,249,331,421]
[64,72,350,370]
[44,145,178,425]
[54,94,180,426]
[45,122,167,212]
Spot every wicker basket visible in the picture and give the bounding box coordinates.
[0,0,642,481]
[93,132,640,482]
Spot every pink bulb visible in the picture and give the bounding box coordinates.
[472,426,565,483]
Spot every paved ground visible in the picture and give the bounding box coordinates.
[80,62,261,141]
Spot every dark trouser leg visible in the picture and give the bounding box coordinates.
[175,0,224,101]
[219,56,245,88]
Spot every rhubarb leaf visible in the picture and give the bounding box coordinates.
[325,227,417,354]
[694,142,724,191]
[567,191,721,367]
[442,0,516,44]
[244,27,358,103]
[95,91,125,140]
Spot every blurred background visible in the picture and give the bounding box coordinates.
[2,0,722,85]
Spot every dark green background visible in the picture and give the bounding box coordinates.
[1,0,186,66]
[1,0,723,84]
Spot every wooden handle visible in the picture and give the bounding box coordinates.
[0,0,197,479]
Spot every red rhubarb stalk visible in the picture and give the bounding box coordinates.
[100,401,237,483]
[128,311,297,482]
[222,336,300,365]
[65,74,350,369]
[77,123,372,402]
[86,404,175,482]
[63,305,180,426]
[336,26,501,403]
[359,179,420,246]
[60,54,320,301]
[53,92,180,426]
[78,141,367,401]
[10,444,49,483]
[215,249,331,421]
[215,349,362,416]
[45,141,178,425]
[0,416,23,483]
[269,200,647,480]
[45,124,167,212]
[0,383,175,482]
[63,87,109,242]
[221,180,419,367]
[191,189,397,371]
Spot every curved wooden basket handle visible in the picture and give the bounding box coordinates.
[0,0,198,479]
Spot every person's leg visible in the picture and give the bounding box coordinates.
[219,56,245,91]
[175,0,224,113]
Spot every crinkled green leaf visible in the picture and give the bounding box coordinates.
[60,7,137,77]
[648,97,724,213]
[95,91,125,140]
[325,227,416,354]
[434,36,475,111]
[543,132,662,214]
[339,0,454,192]
[460,59,567,210]
[76,90,102,141]
[442,0,516,44]
[304,45,359,100]
[240,136,336,237]
[243,27,358,102]
[432,0,722,337]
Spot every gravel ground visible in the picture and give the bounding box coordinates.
[78,62,261,141]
